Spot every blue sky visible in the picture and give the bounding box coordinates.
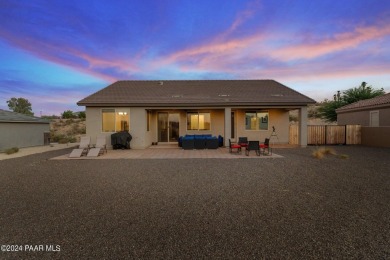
[1,0,390,115]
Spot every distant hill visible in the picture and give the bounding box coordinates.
[50,118,86,143]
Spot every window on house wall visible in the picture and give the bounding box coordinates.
[102,108,130,132]
[370,111,379,127]
[187,112,211,130]
[245,111,269,130]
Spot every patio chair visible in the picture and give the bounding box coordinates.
[87,136,107,157]
[260,138,272,155]
[238,137,248,148]
[229,139,241,154]
[69,136,91,158]
[245,141,260,156]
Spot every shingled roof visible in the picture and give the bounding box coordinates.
[336,93,390,113]
[0,109,49,123]
[78,80,315,107]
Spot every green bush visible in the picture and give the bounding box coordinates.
[58,138,68,144]
[51,133,65,142]
[78,111,86,119]
[58,136,77,144]
[67,136,77,143]
[62,110,76,119]
[289,114,298,122]
[5,147,19,155]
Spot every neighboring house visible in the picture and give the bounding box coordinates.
[0,109,50,152]
[77,80,316,149]
[336,93,390,148]
[336,93,390,126]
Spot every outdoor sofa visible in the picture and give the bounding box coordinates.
[179,135,223,150]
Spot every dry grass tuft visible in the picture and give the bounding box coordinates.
[5,147,19,155]
[338,154,349,159]
[312,147,339,159]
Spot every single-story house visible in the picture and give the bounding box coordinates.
[77,80,316,149]
[336,93,390,148]
[0,109,50,152]
[336,93,390,126]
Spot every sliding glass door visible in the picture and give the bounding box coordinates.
[158,112,179,143]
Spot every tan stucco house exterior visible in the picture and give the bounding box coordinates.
[0,109,50,152]
[77,80,315,149]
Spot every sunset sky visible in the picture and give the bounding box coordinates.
[1,0,390,116]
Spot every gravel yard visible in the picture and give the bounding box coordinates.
[0,146,389,259]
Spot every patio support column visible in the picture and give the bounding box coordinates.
[224,107,231,147]
[299,106,308,147]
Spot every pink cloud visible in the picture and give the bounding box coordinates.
[149,0,265,70]
[0,29,141,82]
[148,19,390,82]
[270,24,390,61]
[219,0,262,38]
[239,61,390,82]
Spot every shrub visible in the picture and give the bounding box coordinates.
[78,111,86,119]
[289,114,298,122]
[58,138,69,144]
[65,118,74,125]
[42,115,60,119]
[67,136,77,143]
[62,110,75,119]
[51,133,65,142]
[72,123,79,131]
[338,154,349,159]
[58,136,77,144]
[5,147,19,154]
[312,147,336,159]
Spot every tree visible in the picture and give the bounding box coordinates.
[62,110,75,119]
[78,111,86,119]
[342,81,384,104]
[318,99,345,122]
[7,97,34,116]
[318,82,385,122]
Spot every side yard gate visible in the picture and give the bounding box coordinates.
[289,125,361,145]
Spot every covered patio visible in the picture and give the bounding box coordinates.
[51,144,295,160]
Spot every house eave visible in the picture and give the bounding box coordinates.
[78,102,314,108]
[336,103,390,114]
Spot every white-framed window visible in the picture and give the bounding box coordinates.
[369,111,379,127]
[245,111,269,130]
[187,112,211,130]
[102,108,130,132]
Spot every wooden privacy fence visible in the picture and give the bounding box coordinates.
[289,125,361,145]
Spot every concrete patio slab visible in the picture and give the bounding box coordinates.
[0,143,77,161]
[51,147,284,160]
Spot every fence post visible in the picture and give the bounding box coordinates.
[344,125,347,145]
[325,125,327,145]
